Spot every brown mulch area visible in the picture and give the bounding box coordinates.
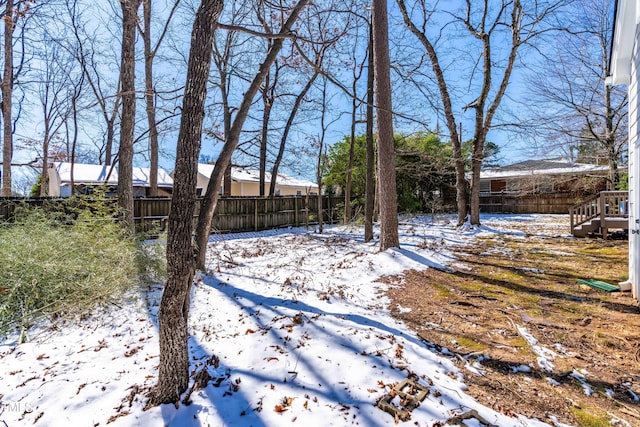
[386,221,640,426]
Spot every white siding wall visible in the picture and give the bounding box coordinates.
[629,22,640,299]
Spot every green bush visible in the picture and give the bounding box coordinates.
[0,199,166,340]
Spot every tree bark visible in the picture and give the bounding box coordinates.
[372,0,399,250]
[259,62,274,197]
[316,77,329,234]
[118,0,142,235]
[194,0,309,271]
[40,118,51,196]
[150,0,223,406]
[364,25,375,243]
[1,0,14,197]
[223,164,231,195]
[143,0,159,196]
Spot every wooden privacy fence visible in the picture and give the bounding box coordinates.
[479,192,583,214]
[1,195,343,234]
[134,195,342,232]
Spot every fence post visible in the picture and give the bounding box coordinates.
[254,198,258,232]
[305,192,309,229]
[140,199,146,232]
[294,197,299,227]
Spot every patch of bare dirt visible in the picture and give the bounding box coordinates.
[386,228,640,426]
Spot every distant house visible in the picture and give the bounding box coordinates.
[478,159,611,196]
[608,0,638,299]
[196,163,318,196]
[48,162,174,197]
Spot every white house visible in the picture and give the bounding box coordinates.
[196,163,318,196]
[48,162,174,197]
[608,0,639,300]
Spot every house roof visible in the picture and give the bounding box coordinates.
[53,162,118,185]
[608,0,635,85]
[197,163,317,189]
[132,167,173,188]
[52,162,173,187]
[479,160,610,180]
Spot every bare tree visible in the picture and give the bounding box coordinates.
[68,70,85,195]
[364,22,375,242]
[252,2,284,196]
[139,0,181,196]
[209,6,245,196]
[117,0,142,234]
[34,38,73,196]
[1,0,14,196]
[63,0,122,166]
[315,77,329,233]
[259,58,276,196]
[268,69,319,196]
[344,25,367,223]
[527,0,627,187]
[397,0,568,225]
[149,0,223,406]
[194,0,310,271]
[268,10,337,197]
[372,0,399,249]
[0,0,32,196]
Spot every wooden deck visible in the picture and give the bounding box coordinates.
[570,191,629,238]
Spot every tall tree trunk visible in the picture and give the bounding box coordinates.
[345,82,356,223]
[213,34,233,197]
[70,76,82,196]
[150,0,223,406]
[259,65,272,197]
[143,0,160,197]
[194,0,309,271]
[364,25,375,242]
[397,0,466,225]
[140,0,180,195]
[40,121,51,196]
[1,0,14,197]
[316,77,328,234]
[269,71,318,197]
[372,0,399,250]
[223,163,231,195]
[105,120,114,165]
[105,88,121,166]
[469,1,520,225]
[118,0,141,234]
[345,42,366,223]
[469,139,485,224]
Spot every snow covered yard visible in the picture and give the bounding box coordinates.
[0,215,574,426]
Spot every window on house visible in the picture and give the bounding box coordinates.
[296,190,302,196]
[479,181,490,193]
[506,180,521,193]
[538,181,553,193]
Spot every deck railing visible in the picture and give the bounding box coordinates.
[569,191,629,232]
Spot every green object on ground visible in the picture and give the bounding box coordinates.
[577,279,620,292]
